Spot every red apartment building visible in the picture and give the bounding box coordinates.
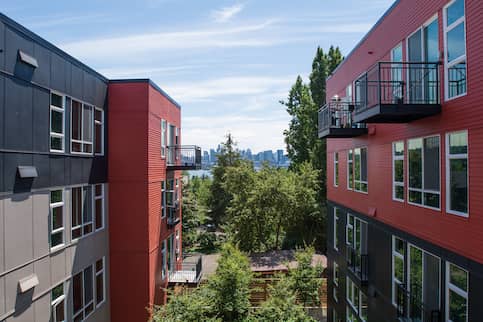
[108,80,201,322]
[321,0,483,321]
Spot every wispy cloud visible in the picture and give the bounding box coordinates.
[211,3,245,23]
[27,13,110,29]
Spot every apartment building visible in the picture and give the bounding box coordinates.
[0,12,201,322]
[320,0,483,321]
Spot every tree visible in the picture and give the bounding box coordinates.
[253,276,315,322]
[208,133,242,226]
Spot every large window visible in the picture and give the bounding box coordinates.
[346,214,367,262]
[51,282,65,322]
[161,119,167,158]
[444,0,467,99]
[94,107,104,155]
[408,136,440,209]
[392,236,405,305]
[50,93,65,152]
[346,277,367,321]
[334,152,339,187]
[352,148,367,192]
[94,184,105,231]
[334,208,340,251]
[347,150,353,190]
[72,186,92,240]
[393,141,405,201]
[161,181,166,218]
[446,262,468,322]
[446,131,468,216]
[50,190,64,250]
[73,258,106,322]
[71,100,93,154]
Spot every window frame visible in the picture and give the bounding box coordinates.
[50,91,65,153]
[392,141,405,202]
[333,261,339,302]
[94,107,104,155]
[51,282,66,322]
[348,147,368,193]
[334,208,339,251]
[407,134,441,210]
[446,130,469,218]
[70,98,95,155]
[161,119,167,158]
[71,185,93,241]
[50,189,65,252]
[443,0,467,101]
[446,262,468,322]
[161,240,167,279]
[95,257,106,308]
[94,184,105,231]
[392,236,405,306]
[347,150,353,190]
[334,152,339,187]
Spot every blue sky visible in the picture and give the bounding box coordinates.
[3,0,394,153]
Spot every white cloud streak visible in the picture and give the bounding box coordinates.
[211,3,245,23]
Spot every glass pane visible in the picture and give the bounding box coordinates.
[83,187,92,223]
[409,246,423,319]
[52,283,64,300]
[449,290,467,322]
[95,123,102,154]
[95,199,103,230]
[361,148,367,181]
[51,137,63,151]
[449,132,468,155]
[354,149,361,182]
[360,292,368,321]
[84,266,94,304]
[450,159,468,213]
[424,19,439,62]
[51,93,63,108]
[450,264,468,291]
[395,159,404,182]
[72,100,82,141]
[394,256,404,282]
[423,136,440,191]
[73,273,83,313]
[51,110,63,134]
[72,227,82,239]
[72,142,82,152]
[409,190,422,204]
[335,163,339,186]
[408,29,422,62]
[408,139,422,189]
[52,206,63,230]
[394,142,404,156]
[72,188,82,227]
[447,23,466,62]
[96,259,104,272]
[424,192,440,208]
[55,299,65,322]
[95,185,103,196]
[392,45,403,62]
[51,190,63,204]
[447,0,464,26]
[395,185,405,200]
[95,109,102,122]
[395,238,405,255]
[96,273,104,304]
[423,253,441,315]
[51,232,63,247]
[448,62,467,98]
[348,162,354,188]
[83,105,93,142]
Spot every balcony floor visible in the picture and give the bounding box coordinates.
[168,270,201,284]
[318,127,368,139]
[353,103,441,123]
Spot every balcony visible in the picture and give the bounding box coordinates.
[347,246,368,284]
[168,255,203,285]
[396,283,441,322]
[318,101,368,139]
[167,203,180,227]
[354,62,441,123]
[167,145,202,171]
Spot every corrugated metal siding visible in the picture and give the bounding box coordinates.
[327,0,483,265]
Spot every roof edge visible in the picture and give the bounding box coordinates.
[328,0,400,80]
[109,79,181,109]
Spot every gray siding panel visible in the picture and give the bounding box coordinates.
[5,78,33,151]
[50,53,67,93]
[49,155,66,187]
[32,256,51,300]
[33,293,50,322]
[32,88,49,153]
[0,22,5,70]
[32,154,49,190]
[0,199,4,272]
[0,76,4,150]
[5,26,34,75]
[3,153,33,194]
[32,43,50,87]
[70,64,83,99]
[4,263,34,315]
[32,192,49,258]
[0,276,5,317]
[83,71,96,104]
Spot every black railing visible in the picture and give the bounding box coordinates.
[318,102,366,133]
[167,203,180,227]
[167,145,202,170]
[347,246,368,283]
[448,64,466,98]
[396,283,441,322]
[354,62,440,113]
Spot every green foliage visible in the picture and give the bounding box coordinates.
[287,247,324,307]
[197,231,220,253]
[253,276,316,322]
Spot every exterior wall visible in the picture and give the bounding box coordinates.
[0,13,109,322]
[108,80,183,322]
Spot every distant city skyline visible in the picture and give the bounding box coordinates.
[202,145,290,169]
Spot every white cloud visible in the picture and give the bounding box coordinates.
[98,65,197,78]
[211,3,245,23]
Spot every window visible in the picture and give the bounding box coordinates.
[353,148,368,192]
[51,283,65,322]
[393,141,405,201]
[347,150,354,190]
[161,119,167,158]
[161,181,166,218]
[50,190,64,250]
[95,258,106,307]
[50,93,65,152]
[161,240,167,279]
[71,100,93,154]
[72,186,92,240]
[334,208,340,251]
[346,85,353,103]
[446,262,468,322]
[333,261,339,302]
[444,0,466,99]
[94,107,104,155]
[408,136,440,209]
[346,277,368,321]
[94,184,105,231]
[334,152,339,187]
[175,230,180,260]
[73,260,105,322]
[392,236,405,305]
[391,44,403,100]
[347,305,357,322]
[446,131,468,216]
[346,277,359,310]
[346,214,367,274]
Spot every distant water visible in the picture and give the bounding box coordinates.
[188,169,212,178]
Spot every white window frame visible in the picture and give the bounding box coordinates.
[392,141,405,202]
[51,282,66,322]
[443,0,467,101]
[50,189,65,252]
[407,135,441,210]
[333,261,339,302]
[352,147,368,193]
[71,185,93,241]
[347,150,353,190]
[94,184,105,231]
[446,130,469,217]
[162,240,167,279]
[161,119,167,158]
[175,229,180,260]
[72,264,95,321]
[392,236,405,306]
[71,99,94,155]
[50,92,65,153]
[334,152,339,187]
[446,262,468,322]
[95,257,106,308]
[334,208,339,251]
[161,180,166,218]
[94,107,104,155]
[346,277,359,312]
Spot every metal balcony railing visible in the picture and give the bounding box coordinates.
[318,101,367,138]
[167,203,180,227]
[396,283,441,322]
[167,145,202,170]
[168,256,203,284]
[347,246,368,283]
[353,62,441,123]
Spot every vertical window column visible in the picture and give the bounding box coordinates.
[347,150,354,190]
[334,152,339,187]
[446,262,468,322]
[51,283,65,322]
[393,141,405,201]
[71,100,94,154]
[94,107,104,155]
[50,93,65,152]
[94,184,105,231]
[446,131,468,216]
[50,190,65,250]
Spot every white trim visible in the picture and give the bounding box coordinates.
[94,184,106,231]
[333,208,339,251]
[49,189,65,252]
[70,98,94,155]
[49,91,65,153]
[71,185,94,242]
[51,282,66,322]
[391,236,405,306]
[446,261,469,322]
[445,130,469,217]
[347,150,353,191]
[94,107,104,155]
[334,152,339,187]
[392,141,405,202]
[161,119,167,158]
[95,257,106,308]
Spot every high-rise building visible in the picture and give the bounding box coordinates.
[321,1,483,321]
